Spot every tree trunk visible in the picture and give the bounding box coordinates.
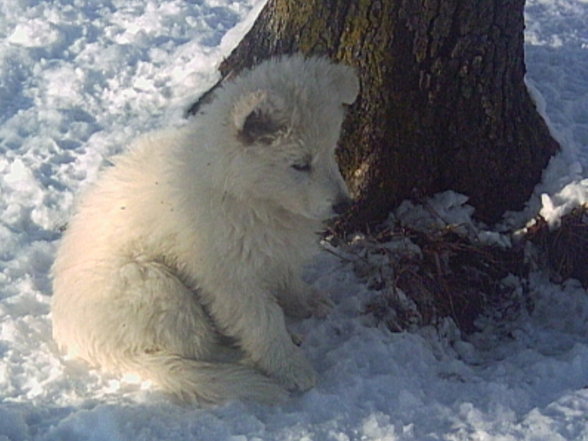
[189,0,559,231]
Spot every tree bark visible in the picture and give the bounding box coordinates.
[189,0,559,231]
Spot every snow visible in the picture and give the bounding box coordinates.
[1,0,588,440]
[522,0,588,228]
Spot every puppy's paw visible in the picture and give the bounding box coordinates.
[281,300,312,319]
[273,351,317,392]
[282,285,333,319]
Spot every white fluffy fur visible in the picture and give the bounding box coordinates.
[51,55,359,405]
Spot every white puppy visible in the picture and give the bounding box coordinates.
[51,55,359,405]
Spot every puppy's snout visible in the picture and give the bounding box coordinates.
[332,197,352,215]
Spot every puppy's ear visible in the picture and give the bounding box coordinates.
[233,90,287,145]
[330,64,360,105]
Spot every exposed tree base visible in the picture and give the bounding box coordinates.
[327,201,588,335]
[328,216,529,334]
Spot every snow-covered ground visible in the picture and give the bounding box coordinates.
[1,0,588,439]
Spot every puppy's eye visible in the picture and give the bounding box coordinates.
[291,163,311,172]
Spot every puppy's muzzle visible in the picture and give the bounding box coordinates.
[332,197,352,215]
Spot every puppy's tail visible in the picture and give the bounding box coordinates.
[126,352,288,405]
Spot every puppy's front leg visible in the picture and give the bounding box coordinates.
[207,282,316,392]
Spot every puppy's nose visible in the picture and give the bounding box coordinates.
[332,198,352,215]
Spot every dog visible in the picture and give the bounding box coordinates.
[51,54,359,405]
